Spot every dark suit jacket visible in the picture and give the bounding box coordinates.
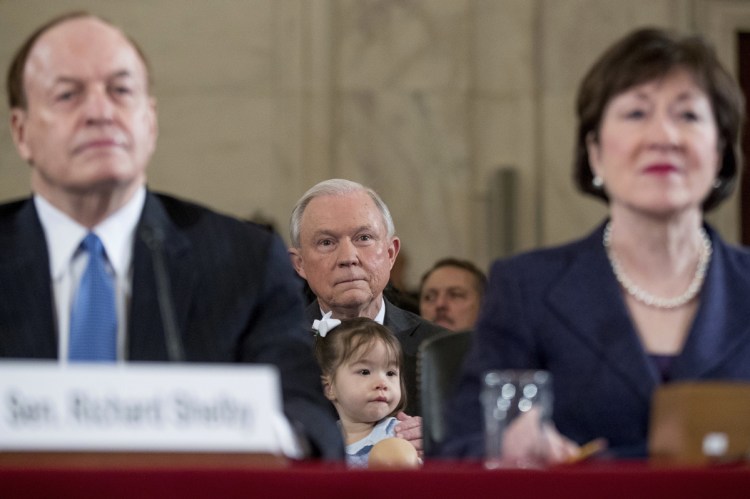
[440,223,750,459]
[305,298,445,416]
[0,192,343,459]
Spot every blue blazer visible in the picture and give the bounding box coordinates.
[0,191,343,459]
[440,223,750,458]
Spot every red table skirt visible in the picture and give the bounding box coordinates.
[2,454,749,499]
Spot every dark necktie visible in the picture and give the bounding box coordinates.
[68,233,117,361]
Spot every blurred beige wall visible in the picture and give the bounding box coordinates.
[1,0,748,289]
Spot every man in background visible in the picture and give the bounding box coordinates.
[288,178,448,452]
[0,11,342,459]
[419,258,487,332]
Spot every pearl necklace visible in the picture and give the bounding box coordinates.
[603,222,712,309]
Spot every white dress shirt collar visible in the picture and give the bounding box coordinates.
[35,187,146,278]
[319,297,386,324]
[373,297,386,324]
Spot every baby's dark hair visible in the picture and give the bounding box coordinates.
[314,317,407,415]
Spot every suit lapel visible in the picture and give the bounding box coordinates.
[305,301,322,325]
[672,230,750,378]
[546,226,656,403]
[0,199,57,358]
[128,193,194,360]
[383,299,423,354]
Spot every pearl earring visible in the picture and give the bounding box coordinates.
[592,175,604,188]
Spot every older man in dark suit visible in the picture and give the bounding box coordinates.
[289,179,448,453]
[0,11,342,459]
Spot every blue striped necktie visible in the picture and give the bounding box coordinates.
[68,233,117,361]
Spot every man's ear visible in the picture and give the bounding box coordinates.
[10,108,33,164]
[321,375,335,401]
[144,95,158,158]
[387,236,400,270]
[288,247,307,280]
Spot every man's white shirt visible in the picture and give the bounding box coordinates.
[35,187,146,363]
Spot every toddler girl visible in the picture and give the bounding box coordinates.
[313,314,407,467]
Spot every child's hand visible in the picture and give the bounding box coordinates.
[394,411,423,459]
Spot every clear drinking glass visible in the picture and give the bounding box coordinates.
[482,369,552,469]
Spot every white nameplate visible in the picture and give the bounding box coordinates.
[0,361,288,453]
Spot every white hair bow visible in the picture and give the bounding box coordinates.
[312,311,341,338]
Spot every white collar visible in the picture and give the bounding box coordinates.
[319,297,386,324]
[373,297,386,324]
[35,187,147,279]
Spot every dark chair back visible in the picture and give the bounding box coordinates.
[418,330,472,457]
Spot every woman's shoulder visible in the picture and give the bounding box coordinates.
[707,225,750,261]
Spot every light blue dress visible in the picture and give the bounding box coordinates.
[345,416,398,468]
